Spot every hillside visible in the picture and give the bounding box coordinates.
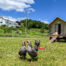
[19,19,49,29]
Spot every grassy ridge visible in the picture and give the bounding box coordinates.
[0,37,66,66]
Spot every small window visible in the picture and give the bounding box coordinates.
[9,23,11,24]
[0,22,2,23]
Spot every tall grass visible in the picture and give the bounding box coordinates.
[0,37,66,66]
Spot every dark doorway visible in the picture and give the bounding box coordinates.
[58,24,61,34]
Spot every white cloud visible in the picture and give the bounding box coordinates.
[0,0,35,12]
[41,20,49,24]
[38,18,49,24]
[16,17,26,21]
[28,8,35,12]
[43,21,49,24]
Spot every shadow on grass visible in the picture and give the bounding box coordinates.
[26,57,38,62]
[19,56,27,60]
[57,40,66,43]
[19,56,38,62]
[52,39,66,43]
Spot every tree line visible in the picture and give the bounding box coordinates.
[19,19,49,30]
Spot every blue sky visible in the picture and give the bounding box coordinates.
[0,0,66,24]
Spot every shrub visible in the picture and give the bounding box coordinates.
[0,29,4,34]
[40,28,44,33]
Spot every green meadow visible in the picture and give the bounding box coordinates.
[0,37,66,66]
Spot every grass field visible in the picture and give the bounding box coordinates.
[0,37,66,66]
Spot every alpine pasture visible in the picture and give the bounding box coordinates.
[0,37,66,66]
